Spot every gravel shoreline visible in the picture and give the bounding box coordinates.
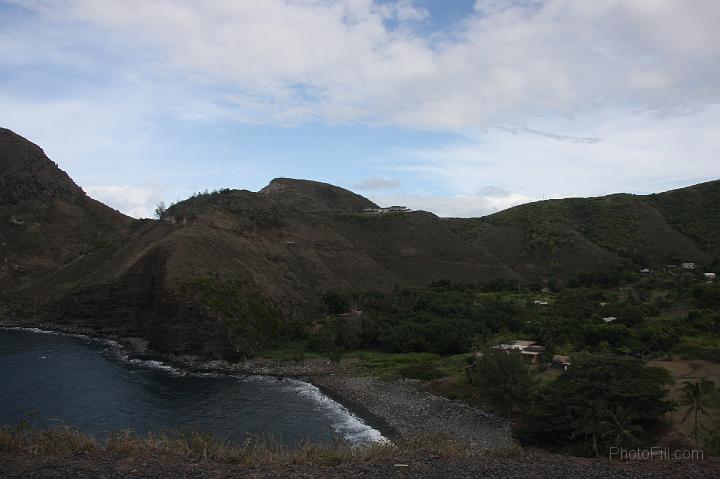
[312,375,512,449]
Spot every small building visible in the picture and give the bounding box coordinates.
[491,339,538,352]
[704,273,716,280]
[639,268,651,274]
[602,316,617,323]
[521,345,546,364]
[491,339,537,351]
[361,206,411,214]
[682,263,696,269]
[512,340,537,349]
[533,300,549,306]
[490,340,545,364]
[551,355,571,371]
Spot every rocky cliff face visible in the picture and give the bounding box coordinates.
[1,129,718,359]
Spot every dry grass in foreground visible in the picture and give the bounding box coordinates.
[0,424,501,465]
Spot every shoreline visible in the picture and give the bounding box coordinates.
[0,320,340,377]
[312,375,512,450]
[0,320,510,449]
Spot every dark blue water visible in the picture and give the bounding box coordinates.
[0,328,382,446]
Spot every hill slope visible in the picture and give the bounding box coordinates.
[1,129,718,359]
[0,128,131,292]
[450,182,719,280]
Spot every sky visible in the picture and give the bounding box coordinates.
[1,0,719,218]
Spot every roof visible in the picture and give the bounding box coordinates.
[523,345,546,353]
[513,340,537,348]
[552,355,571,363]
[521,350,543,356]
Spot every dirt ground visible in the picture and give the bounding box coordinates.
[2,449,720,479]
[648,359,720,383]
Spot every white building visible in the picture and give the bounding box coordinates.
[492,340,537,351]
[361,206,411,214]
[705,273,716,280]
[682,263,696,269]
[602,317,617,323]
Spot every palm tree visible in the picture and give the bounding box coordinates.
[570,400,607,457]
[680,379,716,447]
[600,406,643,447]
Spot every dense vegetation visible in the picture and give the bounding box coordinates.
[310,285,521,355]
[309,269,720,361]
[179,276,293,357]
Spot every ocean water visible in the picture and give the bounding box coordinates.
[0,328,382,447]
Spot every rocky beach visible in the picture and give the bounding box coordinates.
[313,376,512,449]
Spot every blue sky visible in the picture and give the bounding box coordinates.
[1,0,719,217]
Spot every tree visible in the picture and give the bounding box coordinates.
[473,349,536,418]
[321,292,349,315]
[570,400,607,457]
[680,379,716,447]
[154,201,167,218]
[600,406,643,448]
[519,355,675,452]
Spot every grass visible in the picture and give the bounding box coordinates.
[256,340,322,361]
[674,336,720,362]
[335,351,471,380]
[0,424,470,465]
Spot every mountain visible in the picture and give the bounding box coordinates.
[1,129,718,359]
[0,128,131,292]
[450,182,720,280]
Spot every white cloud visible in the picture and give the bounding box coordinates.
[14,0,720,128]
[393,104,720,201]
[85,185,159,218]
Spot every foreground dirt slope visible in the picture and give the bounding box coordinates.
[2,450,718,478]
